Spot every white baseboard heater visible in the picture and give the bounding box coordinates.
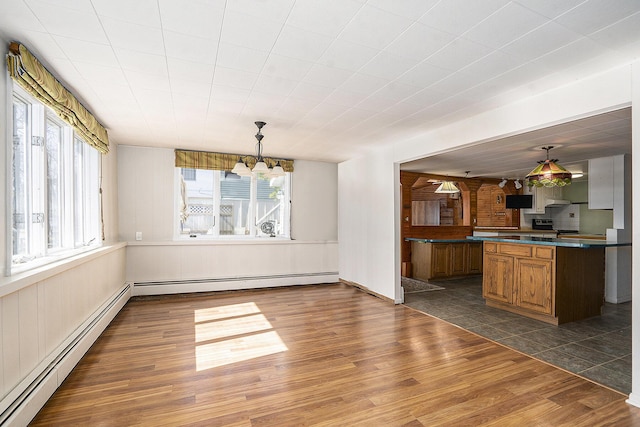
[1,283,131,427]
[132,272,340,296]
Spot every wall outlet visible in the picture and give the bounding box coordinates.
[569,213,575,218]
[135,231,142,241]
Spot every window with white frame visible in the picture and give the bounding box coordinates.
[10,87,101,272]
[177,168,291,238]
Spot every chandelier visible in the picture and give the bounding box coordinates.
[231,121,285,177]
[526,146,572,187]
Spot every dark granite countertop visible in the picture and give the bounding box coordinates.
[406,238,477,244]
[466,235,631,248]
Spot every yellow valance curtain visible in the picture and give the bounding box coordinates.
[175,149,294,172]
[7,42,110,154]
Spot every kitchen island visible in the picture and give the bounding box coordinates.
[467,235,631,324]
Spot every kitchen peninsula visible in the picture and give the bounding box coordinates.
[467,235,631,325]
[407,238,483,280]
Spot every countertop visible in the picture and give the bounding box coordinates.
[474,227,561,234]
[406,238,477,244]
[466,235,631,248]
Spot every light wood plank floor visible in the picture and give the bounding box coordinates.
[31,283,640,426]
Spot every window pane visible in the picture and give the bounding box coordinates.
[182,168,196,181]
[255,174,289,237]
[177,168,291,238]
[83,145,100,244]
[10,86,103,272]
[181,169,215,236]
[73,138,84,245]
[46,118,63,249]
[12,99,28,259]
[220,171,251,235]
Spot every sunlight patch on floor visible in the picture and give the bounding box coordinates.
[194,303,288,371]
[195,302,261,322]
[195,313,273,342]
[196,331,288,371]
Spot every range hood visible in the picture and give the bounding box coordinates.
[545,199,571,207]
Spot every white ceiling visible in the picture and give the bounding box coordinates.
[0,0,639,167]
[401,107,632,180]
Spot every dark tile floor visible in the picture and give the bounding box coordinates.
[403,275,632,394]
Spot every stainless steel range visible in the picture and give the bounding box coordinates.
[532,218,579,234]
[532,218,553,230]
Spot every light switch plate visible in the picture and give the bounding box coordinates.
[135,231,142,241]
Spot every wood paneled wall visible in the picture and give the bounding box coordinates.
[400,171,521,266]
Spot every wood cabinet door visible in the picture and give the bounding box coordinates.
[483,254,513,304]
[468,243,483,274]
[450,243,467,276]
[515,258,554,315]
[430,244,451,278]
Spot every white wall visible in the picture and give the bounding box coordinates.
[102,143,120,242]
[627,61,640,408]
[338,145,400,301]
[291,160,338,241]
[118,146,339,292]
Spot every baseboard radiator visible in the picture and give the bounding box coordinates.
[132,272,340,296]
[1,283,131,427]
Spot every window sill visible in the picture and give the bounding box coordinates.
[0,242,127,298]
[127,239,337,246]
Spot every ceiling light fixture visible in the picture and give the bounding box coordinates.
[514,179,522,190]
[231,121,285,178]
[526,146,572,187]
[434,181,460,194]
[498,178,507,188]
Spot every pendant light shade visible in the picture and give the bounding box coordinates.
[434,181,460,193]
[526,146,572,187]
[270,161,285,177]
[231,157,251,176]
[252,160,269,174]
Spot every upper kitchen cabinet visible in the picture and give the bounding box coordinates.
[523,185,564,214]
[589,155,623,210]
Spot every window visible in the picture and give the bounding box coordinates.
[10,87,101,273]
[177,169,291,238]
[182,168,196,181]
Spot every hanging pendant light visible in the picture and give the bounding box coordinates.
[252,121,269,174]
[434,181,460,193]
[526,146,572,187]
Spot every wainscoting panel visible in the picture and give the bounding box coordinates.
[0,244,127,426]
[126,241,339,294]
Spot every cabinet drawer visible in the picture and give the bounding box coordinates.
[498,244,532,257]
[535,246,555,260]
[484,242,497,253]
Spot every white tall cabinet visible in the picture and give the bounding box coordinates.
[588,154,632,303]
[588,156,616,209]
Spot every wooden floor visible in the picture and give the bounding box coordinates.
[31,283,640,426]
